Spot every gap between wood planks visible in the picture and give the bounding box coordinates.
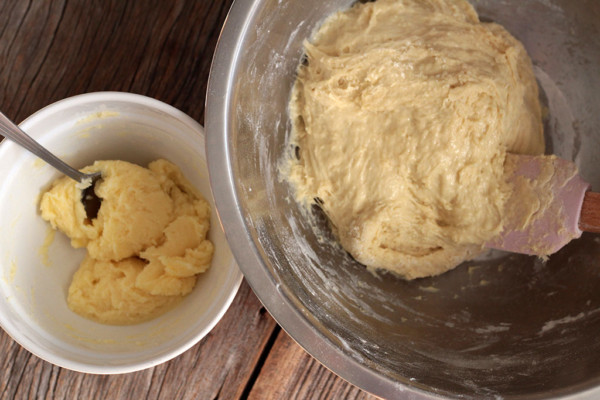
[239,309,282,399]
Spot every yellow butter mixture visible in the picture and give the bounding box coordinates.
[286,0,544,279]
[40,159,213,324]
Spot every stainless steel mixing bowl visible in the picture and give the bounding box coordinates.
[206,1,600,398]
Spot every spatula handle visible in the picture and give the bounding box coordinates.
[579,192,600,233]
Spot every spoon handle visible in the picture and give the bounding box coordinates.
[579,192,600,233]
[0,110,87,183]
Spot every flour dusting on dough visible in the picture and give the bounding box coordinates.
[285,0,544,279]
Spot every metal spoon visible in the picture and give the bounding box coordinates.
[0,110,102,220]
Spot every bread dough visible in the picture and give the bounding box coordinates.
[286,0,544,279]
[40,159,213,324]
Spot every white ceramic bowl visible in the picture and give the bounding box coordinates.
[0,92,243,374]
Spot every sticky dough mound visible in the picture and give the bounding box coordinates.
[287,0,544,279]
[40,159,213,324]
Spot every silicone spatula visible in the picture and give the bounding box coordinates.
[486,154,600,256]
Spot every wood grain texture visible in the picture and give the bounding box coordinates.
[0,283,278,400]
[0,0,228,124]
[0,0,374,399]
[248,331,379,400]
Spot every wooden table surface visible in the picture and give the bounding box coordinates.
[0,1,378,399]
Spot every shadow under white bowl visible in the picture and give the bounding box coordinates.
[0,92,242,374]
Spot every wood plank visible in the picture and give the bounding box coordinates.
[248,330,380,400]
[0,281,278,400]
[0,0,231,125]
